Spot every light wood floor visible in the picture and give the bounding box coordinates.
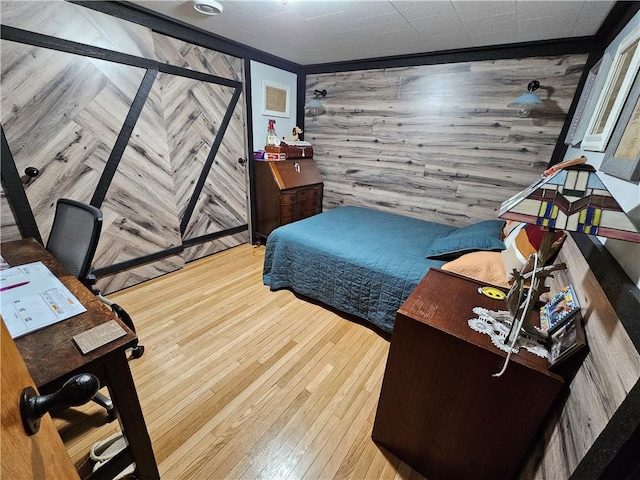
[55,244,427,480]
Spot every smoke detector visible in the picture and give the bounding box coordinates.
[193,0,223,15]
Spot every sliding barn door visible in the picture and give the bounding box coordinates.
[0,1,249,293]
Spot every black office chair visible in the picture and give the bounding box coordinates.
[46,198,144,420]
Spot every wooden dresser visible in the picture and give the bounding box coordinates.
[372,269,564,480]
[254,159,323,241]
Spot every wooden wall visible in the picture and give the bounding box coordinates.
[305,55,587,226]
[522,235,640,478]
[0,0,249,293]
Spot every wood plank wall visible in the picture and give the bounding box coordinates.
[0,0,249,293]
[522,235,640,478]
[305,55,588,226]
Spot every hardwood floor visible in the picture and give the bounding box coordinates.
[55,244,426,479]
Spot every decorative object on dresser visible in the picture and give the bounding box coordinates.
[492,157,640,374]
[283,126,303,141]
[254,159,323,241]
[372,269,564,480]
[280,140,313,159]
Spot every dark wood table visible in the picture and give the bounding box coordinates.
[372,268,564,480]
[1,238,159,480]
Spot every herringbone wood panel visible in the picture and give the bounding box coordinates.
[1,0,249,293]
[54,245,427,480]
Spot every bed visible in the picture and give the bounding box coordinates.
[263,206,507,333]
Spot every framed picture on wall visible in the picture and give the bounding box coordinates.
[581,25,640,152]
[564,58,602,146]
[601,73,640,183]
[262,80,290,118]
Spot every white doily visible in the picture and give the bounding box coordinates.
[468,307,549,358]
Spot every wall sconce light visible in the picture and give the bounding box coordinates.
[305,89,327,117]
[508,80,543,117]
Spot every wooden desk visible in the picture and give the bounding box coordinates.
[372,269,564,480]
[1,238,159,480]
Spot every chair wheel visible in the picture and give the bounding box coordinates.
[130,346,145,359]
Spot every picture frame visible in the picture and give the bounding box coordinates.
[600,72,640,183]
[564,58,602,146]
[581,25,640,152]
[262,80,290,118]
[539,285,580,333]
[548,315,586,367]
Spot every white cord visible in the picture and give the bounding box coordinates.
[493,253,539,377]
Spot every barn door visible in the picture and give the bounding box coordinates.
[0,3,249,293]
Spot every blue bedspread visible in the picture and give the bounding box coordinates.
[263,206,455,333]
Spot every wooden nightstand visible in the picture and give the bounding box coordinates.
[372,269,563,480]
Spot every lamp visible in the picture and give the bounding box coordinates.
[498,160,640,245]
[508,80,543,117]
[491,157,640,375]
[305,89,327,117]
[499,157,640,328]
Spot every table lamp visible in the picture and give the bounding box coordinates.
[491,157,640,375]
[499,159,640,252]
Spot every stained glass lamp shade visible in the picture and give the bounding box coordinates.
[498,164,640,243]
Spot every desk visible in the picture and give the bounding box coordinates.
[1,238,159,480]
[372,269,563,480]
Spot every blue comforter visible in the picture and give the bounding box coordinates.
[263,206,455,333]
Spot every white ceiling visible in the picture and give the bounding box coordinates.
[126,0,616,65]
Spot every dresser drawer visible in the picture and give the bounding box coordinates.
[280,193,297,205]
[297,198,319,212]
[297,208,317,220]
[280,204,296,217]
[297,186,321,201]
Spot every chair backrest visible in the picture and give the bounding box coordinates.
[46,199,103,283]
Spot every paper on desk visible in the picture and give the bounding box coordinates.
[0,261,86,338]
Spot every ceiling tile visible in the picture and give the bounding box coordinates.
[575,1,615,24]
[351,12,414,33]
[453,0,516,21]
[516,0,584,21]
[408,11,466,36]
[339,1,400,18]
[462,13,517,36]
[518,15,575,37]
[391,1,456,19]
[470,30,520,47]
[420,30,473,51]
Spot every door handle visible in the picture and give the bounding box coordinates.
[21,167,40,185]
[237,158,247,165]
[21,373,99,435]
